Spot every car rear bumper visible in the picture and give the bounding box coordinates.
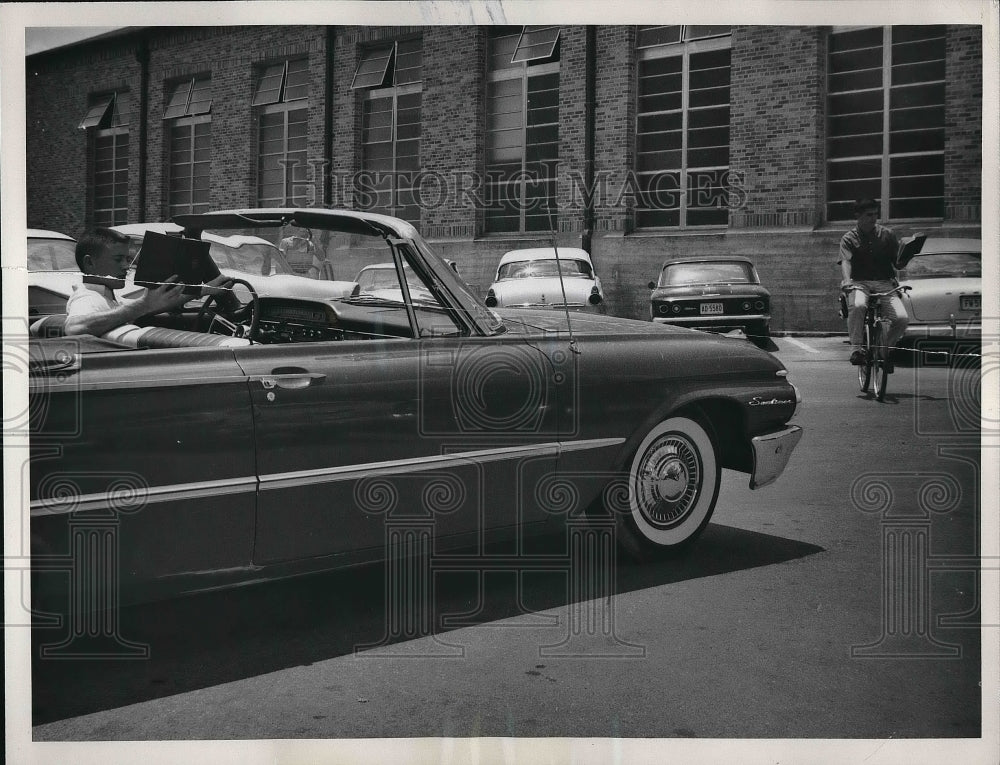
[652,315,769,330]
[902,321,981,340]
[749,425,803,489]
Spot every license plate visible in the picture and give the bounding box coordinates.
[700,302,724,315]
[960,295,981,311]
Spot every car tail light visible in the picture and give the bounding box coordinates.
[588,286,603,305]
[485,288,498,308]
[671,304,681,314]
[755,300,765,311]
[741,301,752,311]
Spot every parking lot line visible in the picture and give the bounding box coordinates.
[782,337,820,354]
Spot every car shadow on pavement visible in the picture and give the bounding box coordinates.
[32,523,822,726]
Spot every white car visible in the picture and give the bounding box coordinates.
[484,247,605,312]
[27,229,87,317]
[110,223,356,301]
[897,237,981,341]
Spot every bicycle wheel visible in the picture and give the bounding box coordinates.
[857,322,873,392]
[873,321,889,401]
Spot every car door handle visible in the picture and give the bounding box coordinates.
[29,353,80,376]
[253,369,326,390]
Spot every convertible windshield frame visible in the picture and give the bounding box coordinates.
[173,208,506,337]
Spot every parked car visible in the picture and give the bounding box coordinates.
[649,256,771,349]
[27,229,82,317]
[109,222,353,301]
[28,208,801,610]
[896,237,981,341]
[485,247,605,312]
[353,262,436,304]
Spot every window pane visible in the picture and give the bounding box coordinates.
[489,29,521,70]
[253,63,286,106]
[637,26,682,48]
[284,58,309,101]
[395,38,423,85]
[512,25,560,63]
[163,79,192,119]
[352,45,393,89]
[188,77,213,114]
[79,94,114,129]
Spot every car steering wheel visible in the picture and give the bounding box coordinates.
[196,277,260,340]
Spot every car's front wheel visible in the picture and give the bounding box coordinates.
[614,415,721,560]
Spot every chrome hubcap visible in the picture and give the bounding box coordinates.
[636,434,701,529]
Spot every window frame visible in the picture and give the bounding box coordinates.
[635,29,733,230]
[167,114,212,218]
[825,25,947,223]
[485,28,561,235]
[253,58,310,207]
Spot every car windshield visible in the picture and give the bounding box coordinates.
[659,261,755,287]
[497,259,593,280]
[27,237,77,271]
[187,217,503,336]
[900,251,981,279]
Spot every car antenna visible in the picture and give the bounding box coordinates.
[544,190,581,355]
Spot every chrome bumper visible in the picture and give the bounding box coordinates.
[749,425,803,489]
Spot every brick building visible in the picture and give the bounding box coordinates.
[25,24,983,330]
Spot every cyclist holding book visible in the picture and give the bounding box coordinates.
[838,198,909,367]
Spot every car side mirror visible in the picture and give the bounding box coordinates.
[648,281,656,290]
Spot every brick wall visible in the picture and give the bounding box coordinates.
[26,38,142,236]
[944,25,982,223]
[25,24,983,329]
[730,26,825,229]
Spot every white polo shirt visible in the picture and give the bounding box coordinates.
[65,280,146,346]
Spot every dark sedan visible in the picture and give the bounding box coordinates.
[649,256,772,349]
[27,209,802,611]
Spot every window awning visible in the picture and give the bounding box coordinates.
[511,26,560,63]
[351,44,394,89]
[78,93,115,129]
[163,77,213,119]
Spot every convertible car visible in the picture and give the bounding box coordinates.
[27,208,802,611]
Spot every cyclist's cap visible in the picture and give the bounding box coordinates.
[852,197,880,214]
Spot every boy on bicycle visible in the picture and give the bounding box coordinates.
[838,197,909,366]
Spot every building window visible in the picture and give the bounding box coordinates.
[485,26,560,234]
[253,59,309,207]
[164,77,212,216]
[827,26,946,221]
[354,39,423,225]
[80,92,130,226]
[635,25,732,228]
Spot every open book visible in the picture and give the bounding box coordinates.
[133,230,220,295]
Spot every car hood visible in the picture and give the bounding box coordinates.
[491,277,600,306]
[498,309,783,366]
[651,284,770,299]
[499,308,720,337]
[900,276,981,321]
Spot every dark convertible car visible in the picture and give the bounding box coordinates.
[27,209,802,610]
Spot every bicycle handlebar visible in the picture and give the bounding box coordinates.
[842,284,912,298]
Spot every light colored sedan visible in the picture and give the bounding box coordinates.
[484,247,605,312]
[897,237,981,340]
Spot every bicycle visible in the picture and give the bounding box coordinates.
[843,284,911,401]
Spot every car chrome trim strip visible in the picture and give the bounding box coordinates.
[259,438,626,490]
[30,476,258,516]
[31,440,627,510]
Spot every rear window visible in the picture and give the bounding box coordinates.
[659,261,756,287]
[900,252,981,279]
[27,237,77,271]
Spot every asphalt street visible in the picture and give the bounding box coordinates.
[24,334,991,759]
